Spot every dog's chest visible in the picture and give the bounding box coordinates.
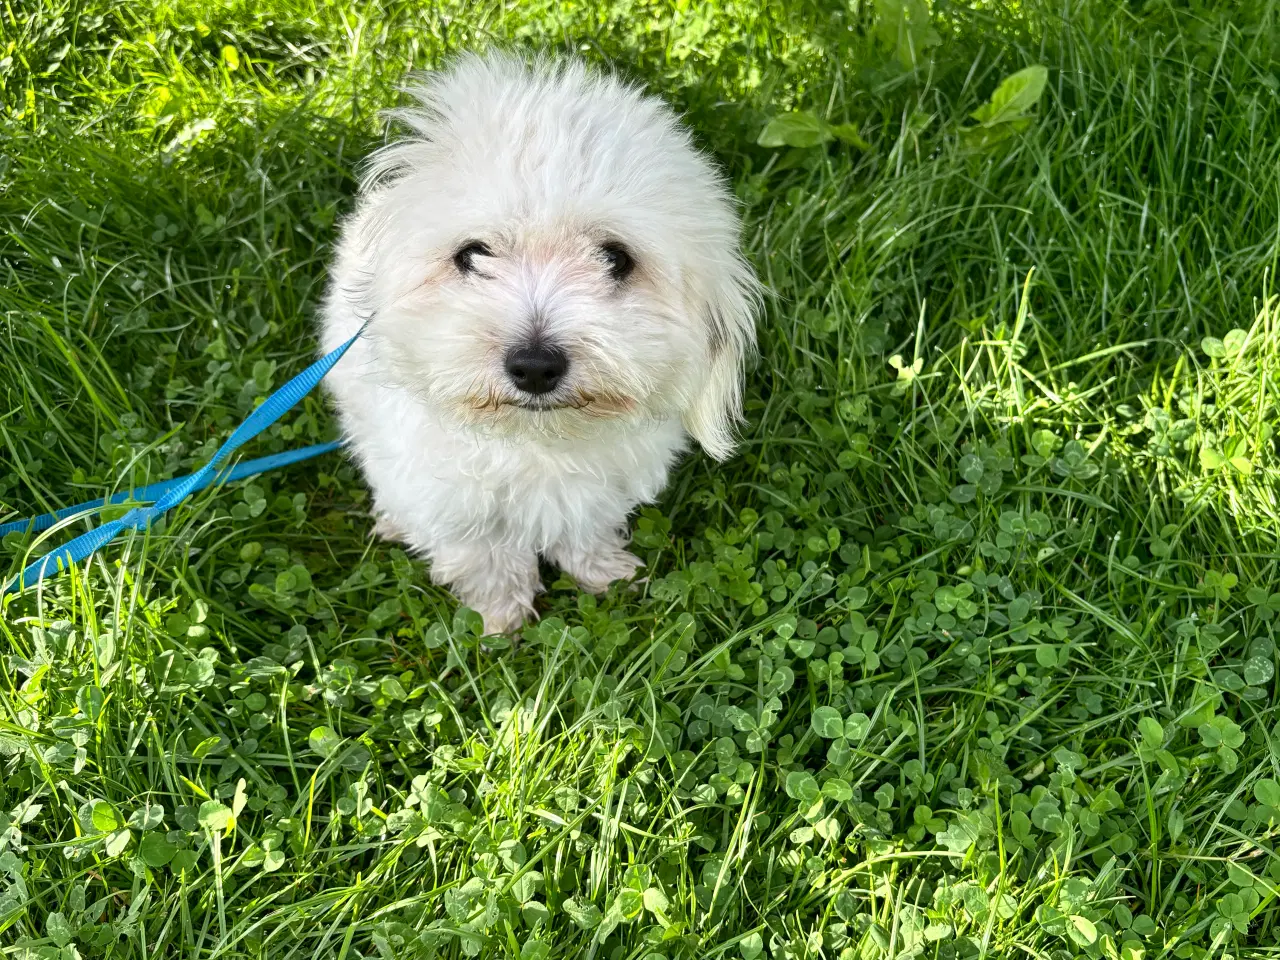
[460,421,684,527]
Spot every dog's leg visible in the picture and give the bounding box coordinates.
[429,541,541,635]
[550,528,644,595]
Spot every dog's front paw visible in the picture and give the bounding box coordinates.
[371,512,409,544]
[430,543,542,638]
[557,545,644,595]
[475,597,537,637]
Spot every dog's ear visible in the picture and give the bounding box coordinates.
[681,257,760,461]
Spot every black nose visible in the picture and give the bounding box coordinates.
[504,343,568,396]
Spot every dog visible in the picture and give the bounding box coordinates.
[319,51,759,634]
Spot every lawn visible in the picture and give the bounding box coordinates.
[4,0,1280,956]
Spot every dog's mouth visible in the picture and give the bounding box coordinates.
[508,397,589,412]
[466,389,636,417]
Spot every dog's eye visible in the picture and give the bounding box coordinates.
[600,242,635,283]
[453,241,493,275]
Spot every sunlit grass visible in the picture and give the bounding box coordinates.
[5,0,1280,957]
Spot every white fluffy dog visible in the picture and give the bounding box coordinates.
[319,52,758,634]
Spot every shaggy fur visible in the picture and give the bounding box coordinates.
[319,52,759,633]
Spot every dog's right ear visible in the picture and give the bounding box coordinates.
[681,256,760,461]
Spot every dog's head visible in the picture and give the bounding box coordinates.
[346,52,759,458]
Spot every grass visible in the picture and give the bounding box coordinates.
[5,0,1280,956]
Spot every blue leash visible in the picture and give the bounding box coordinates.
[1,328,363,595]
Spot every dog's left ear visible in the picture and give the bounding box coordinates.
[681,257,760,461]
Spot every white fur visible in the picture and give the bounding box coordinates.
[319,51,758,633]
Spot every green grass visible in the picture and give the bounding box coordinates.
[5,0,1280,956]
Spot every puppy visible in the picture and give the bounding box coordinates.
[319,52,758,634]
